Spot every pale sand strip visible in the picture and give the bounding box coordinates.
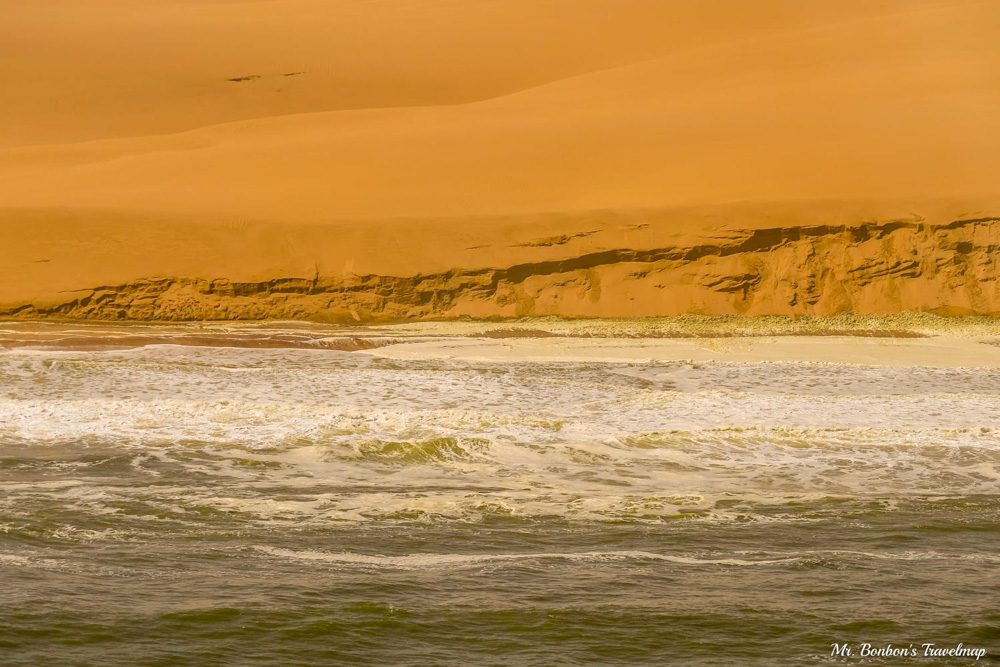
[363,336,1000,368]
[2,319,999,367]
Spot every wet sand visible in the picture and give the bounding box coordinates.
[3,318,1000,367]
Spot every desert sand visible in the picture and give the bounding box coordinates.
[1,0,999,321]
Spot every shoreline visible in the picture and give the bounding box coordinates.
[363,336,1000,368]
[3,316,999,367]
[4,312,1000,335]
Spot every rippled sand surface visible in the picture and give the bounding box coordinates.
[1,325,998,664]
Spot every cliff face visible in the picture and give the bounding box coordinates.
[4,215,997,322]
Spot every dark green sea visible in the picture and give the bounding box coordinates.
[1,334,997,665]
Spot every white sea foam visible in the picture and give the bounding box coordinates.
[251,546,802,569]
[1,345,998,524]
[251,546,1000,570]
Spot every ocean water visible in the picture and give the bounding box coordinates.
[0,341,998,665]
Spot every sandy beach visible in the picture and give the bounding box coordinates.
[366,335,1000,368]
[3,318,1000,367]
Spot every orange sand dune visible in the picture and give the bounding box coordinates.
[1,0,998,320]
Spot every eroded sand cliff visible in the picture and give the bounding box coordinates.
[2,203,998,321]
